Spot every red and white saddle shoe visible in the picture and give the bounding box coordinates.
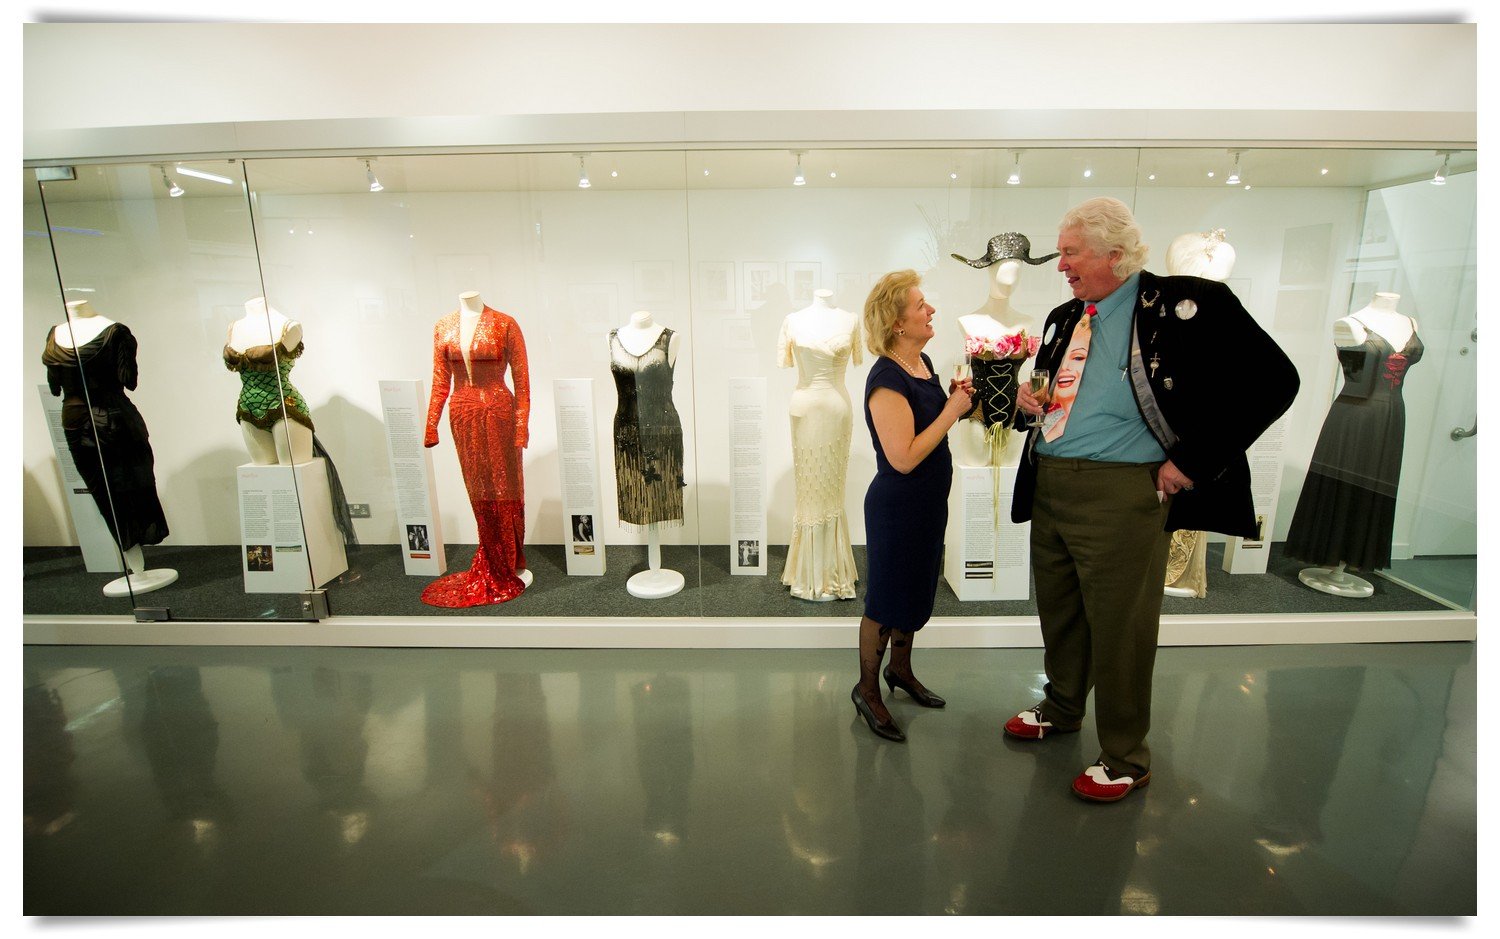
[1002,704,1078,740]
[1071,761,1151,803]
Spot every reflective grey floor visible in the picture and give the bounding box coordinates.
[23,642,1475,915]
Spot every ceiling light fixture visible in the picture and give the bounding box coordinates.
[1148,173,1157,181]
[1431,151,1450,186]
[364,160,383,193]
[1083,168,1093,179]
[175,166,234,185]
[1320,167,1329,175]
[160,167,183,198]
[792,151,807,187]
[1007,151,1022,186]
[576,153,591,189]
[1225,150,1242,186]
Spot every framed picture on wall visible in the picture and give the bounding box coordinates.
[836,273,874,311]
[696,261,736,311]
[742,262,780,309]
[786,262,821,307]
[633,261,673,305]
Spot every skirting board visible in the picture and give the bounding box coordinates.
[22,610,1476,649]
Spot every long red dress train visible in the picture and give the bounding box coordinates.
[422,307,530,607]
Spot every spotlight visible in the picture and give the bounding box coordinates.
[1226,150,1242,186]
[1083,168,1092,179]
[160,167,183,198]
[1007,151,1022,186]
[365,160,383,193]
[792,151,806,187]
[1432,152,1450,186]
[577,154,591,189]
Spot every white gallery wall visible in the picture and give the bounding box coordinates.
[31,166,1474,556]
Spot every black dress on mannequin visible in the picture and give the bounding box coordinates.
[1284,323,1423,571]
[42,323,169,550]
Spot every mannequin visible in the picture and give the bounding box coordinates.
[952,258,1031,468]
[1285,292,1422,597]
[608,310,686,599]
[423,290,533,606]
[44,300,177,597]
[1160,229,1237,598]
[224,297,314,465]
[778,288,861,601]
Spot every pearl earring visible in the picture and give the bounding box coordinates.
[895,328,906,336]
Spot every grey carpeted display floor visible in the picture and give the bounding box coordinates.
[24,541,1452,620]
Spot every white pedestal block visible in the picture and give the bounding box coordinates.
[943,464,1030,601]
[237,459,349,594]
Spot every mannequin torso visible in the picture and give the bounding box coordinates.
[228,297,303,354]
[458,290,484,378]
[1335,293,1416,349]
[54,300,116,348]
[784,290,860,356]
[615,310,681,365]
[954,259,1028,467]
[226,297,312,465]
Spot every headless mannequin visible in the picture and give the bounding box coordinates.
[1161,231,1237,599]
[228,297,313,465]
[1298,291,1416,599]
[55,300,179,597]
[784,288,857,343]
[953,259,1028,467]
[457,290,532,587]
[613,310,684,599]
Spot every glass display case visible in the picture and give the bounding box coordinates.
[22,144,1478,635]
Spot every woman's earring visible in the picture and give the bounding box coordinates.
[895,328,906,336]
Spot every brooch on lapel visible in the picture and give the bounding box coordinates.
[1043,322,1056,345]
[1164,377,1175,390]
[1141,289,1160,310]
[1175,299,1198,321]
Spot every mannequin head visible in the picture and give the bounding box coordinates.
[1165,229,1236,281]
[65,299,98,318]
[990,258,1022,298]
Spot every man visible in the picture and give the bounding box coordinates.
[1009,197,1298,802]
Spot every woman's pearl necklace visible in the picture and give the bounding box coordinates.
[891,350,929,379]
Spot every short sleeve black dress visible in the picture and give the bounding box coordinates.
[862,354,953,632]
[41,323,169,550]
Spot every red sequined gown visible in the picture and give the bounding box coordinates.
[422,307,530,607]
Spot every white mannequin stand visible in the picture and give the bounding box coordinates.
[614,310,685,599]
[457,290,532,588]
[228,297,313,466]
[57,300,179,597]
[953,259,1030,468]
[1297,292,1414,599]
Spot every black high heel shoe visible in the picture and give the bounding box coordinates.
[851,684,906,742]
[884,667,947,708]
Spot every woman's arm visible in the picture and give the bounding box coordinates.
[868,382,972,475]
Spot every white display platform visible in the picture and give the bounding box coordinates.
[379,379,448,577]
[943,464,1030,601]
[553,379,606,576]
[36,384,125,573]
[237,459,349,594]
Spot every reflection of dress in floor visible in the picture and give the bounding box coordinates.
[1285,324,1423,571]
[423,308,530,606]
[42,323,169,550]
[609,328,685,528]
[778,316,859,599]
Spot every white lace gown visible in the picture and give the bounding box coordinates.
[778,309,862,600]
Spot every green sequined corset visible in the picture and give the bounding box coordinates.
[223,340,315,431]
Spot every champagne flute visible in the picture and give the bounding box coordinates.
[1027,369,1050,427]
[953,356,972,384]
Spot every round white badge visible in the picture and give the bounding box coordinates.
[1043,323,1057,345]
[1175,299,1198,320]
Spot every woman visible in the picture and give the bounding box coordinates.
[853,270,974,741]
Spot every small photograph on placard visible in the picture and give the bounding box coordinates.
[406,524,430,552]
[246,544,274,572]
[571,514,595,544]
[737,540,761,567]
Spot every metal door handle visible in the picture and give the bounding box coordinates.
[1452,421,1476,441]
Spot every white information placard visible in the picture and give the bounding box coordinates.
[1223,411,1290,575]
[553,378,606,576]
[380,379,447,577]
[36,384,124,573]
[238,459,348,593]
[944,465,1030,601]
[728,377,768,576]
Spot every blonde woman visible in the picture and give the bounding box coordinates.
[851,270,973,742]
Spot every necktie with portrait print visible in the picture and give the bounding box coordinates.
[1042,303,1095,442]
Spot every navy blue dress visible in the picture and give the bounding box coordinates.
[862,354,953,632]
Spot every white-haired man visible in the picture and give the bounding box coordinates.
[1009,197,1298,802]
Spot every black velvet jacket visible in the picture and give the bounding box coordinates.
[1011,270,1299,538]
